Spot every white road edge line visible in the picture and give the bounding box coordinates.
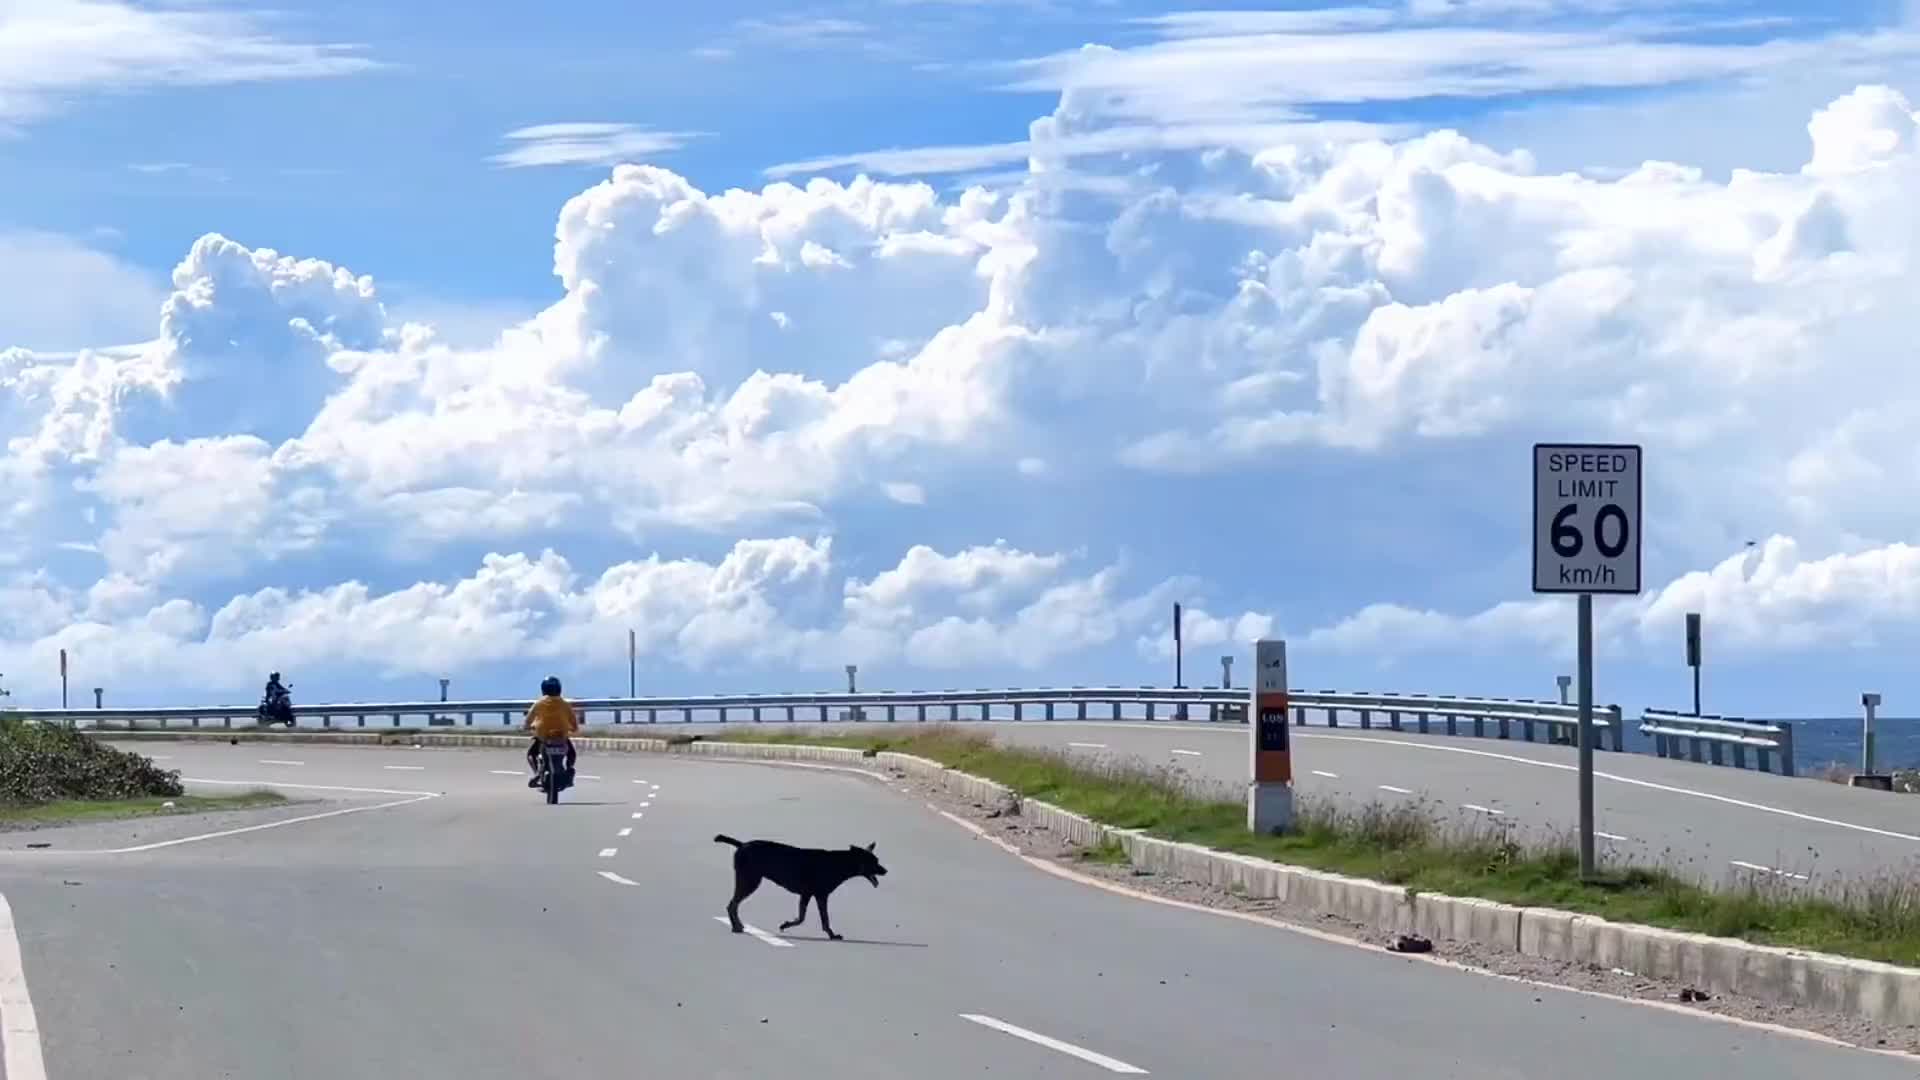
[1067,742,1107,749]
[1378,785,1413,794]
[1300,732,1920,844]
[258,759,304,766]
[1731,860,1809,882]
[1169,749,1202,757]
[617,827,632,837]
[598,871,639,886]
[711,915,794,948]
[490,770,522,776]
[61,789,441,854]
[1311,770,1339,779]
[382,765,426,771]
[0,892,48,1080]
[1462,804,1505,816]
[598,848,617,858]
[959,1014,1148,1074]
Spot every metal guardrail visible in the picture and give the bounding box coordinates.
[1638,709,1796,777]
[18,685,1624,750]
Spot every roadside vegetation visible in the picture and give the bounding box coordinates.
[1812,760,1920,794]
[0,719,285,826]
[716,725,1920,967]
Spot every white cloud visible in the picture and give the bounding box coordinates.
[490,123,703,168]
[0,0,375,127]
[0,230,165,351]
[13,78,1920,709]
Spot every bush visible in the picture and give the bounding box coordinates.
[0,720,184,804]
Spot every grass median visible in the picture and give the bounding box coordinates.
[712,725,1920,967]
[0,790,287,829]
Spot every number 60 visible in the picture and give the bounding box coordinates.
[1551,503,1630,559]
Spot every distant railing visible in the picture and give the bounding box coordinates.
[19,685,1625,750]
[1638,709,1796,777]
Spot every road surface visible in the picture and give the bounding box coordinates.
[0,741,1908,1078]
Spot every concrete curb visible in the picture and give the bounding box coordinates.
[98,729,1920,1024]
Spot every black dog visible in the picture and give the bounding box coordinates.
[714,834,887,941]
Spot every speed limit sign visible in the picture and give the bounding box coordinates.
[1532,443,1642,595]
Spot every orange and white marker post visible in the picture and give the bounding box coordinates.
[1248,639,1294,834]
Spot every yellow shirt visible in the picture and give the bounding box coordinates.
[525,695,579,740]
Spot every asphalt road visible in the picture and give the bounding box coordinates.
[882,720,1920,885]
[0,742,1910,1078]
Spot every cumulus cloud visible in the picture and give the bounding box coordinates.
[8,79,1920,707]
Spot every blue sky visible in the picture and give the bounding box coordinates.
[3,0,1920,720]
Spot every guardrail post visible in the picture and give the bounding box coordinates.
[1608,707,1624,751]
[751,706,762,723]
[1389,710,1403,731]
[462,711,471,727]
[1077,701,1087,720]
[1688,736,1703,764]
[1145,702,1156,721]
[1497,716,1509,740]
[1417,712,1430,734]
[1732,743,1747,769]
[918,704,928,722]
[357,713,367,728]
[1327,708,1338,728]
[886,704,896,722]
[1708,740,1723,766]
[1292,706,1305,726]
[1777,721,1796,777]
[1044,702,1054,721]
[1521,717,1535,741]
[1446,713,1457,736]
[1471,714,1484,738]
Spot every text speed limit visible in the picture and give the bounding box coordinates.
[1533,444,1642,595]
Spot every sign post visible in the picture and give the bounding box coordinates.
[1247,639,1293,834]
[1685,612,1702,715]
[1533,443,1642,881]
[58,648,67,711]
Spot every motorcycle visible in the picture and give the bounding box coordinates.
[257,684,296,727]
[535,738,574,804]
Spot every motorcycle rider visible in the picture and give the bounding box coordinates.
[524,675,579,788]
[261,672,292,723]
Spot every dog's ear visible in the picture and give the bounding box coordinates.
[865,842,876,852]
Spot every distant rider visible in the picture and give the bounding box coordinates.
[262,672,292,722]
[524,675,580,788]
[264,671,289,704]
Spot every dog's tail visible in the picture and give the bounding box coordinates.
[713,834,743,847]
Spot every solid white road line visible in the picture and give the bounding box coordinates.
[383,765,426,771]
[617,827,632,837]
[490,770,522,776]
[598,848,617,858]
[1302,732,1920,844]
[1170,749,1202,757]
[258,759,304,766]
[1067,742,1107,750]
[0,892,48,1080]
[1311,770,1339,779]
[598,871,640,886]
[712,915,795,948]
[1462,804,1505,816]
[1731,860,1809,882]
[959,1014,1148,1074]
[1378,785,1413,795]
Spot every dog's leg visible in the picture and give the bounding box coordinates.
[779,894,811,932]
[816,892,843,941]
[726,870,761,933]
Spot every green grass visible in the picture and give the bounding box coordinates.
[713,726,1920,967]
[0,790,286,828]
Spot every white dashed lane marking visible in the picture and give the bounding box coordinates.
[1596,831,1629,842]
[258,759,304,766]
[489,770,521,776]
[1311,770,1339,779]
[631,812,644,819]
[383,765,426,771]
[959,1014,1148,1074]
[1731,860,1808,882]
[1462,804,1505,816]
[1068,742,1107,750]
[598,871,639,886]
[598,848,617,858]
[617,828,632,837]
[1170,749,1202,757]
[712,916,794,948]
[1378,785,1413,795]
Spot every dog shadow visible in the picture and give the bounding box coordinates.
[551,800,621,806]
[779,933,929,948]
